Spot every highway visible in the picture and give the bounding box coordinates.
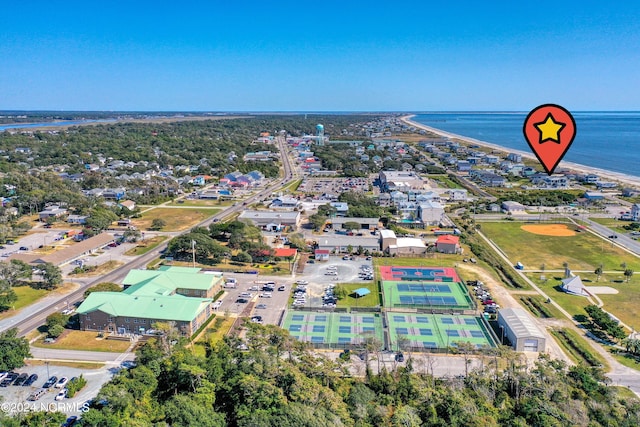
[6,134,298,337]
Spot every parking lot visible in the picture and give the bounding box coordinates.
[298,177,371,195]
[214,274,297,325]
[0,363,118,417]
[299,256,374,306]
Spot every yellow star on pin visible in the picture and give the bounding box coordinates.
[534,113,565,144]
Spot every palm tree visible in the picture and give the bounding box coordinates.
[624,268,634,283]
[594,266,603,282]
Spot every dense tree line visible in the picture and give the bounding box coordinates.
[8,323,636,426]
[495,190,582,207]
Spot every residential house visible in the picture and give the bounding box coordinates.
[418,201,445,225]
[67,215,88,225]
[39,205,68,221]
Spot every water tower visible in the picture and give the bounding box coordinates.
[315,124,324,146]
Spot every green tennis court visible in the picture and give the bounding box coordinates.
[381,280,474,310]
[283,312,384,349]
[387,312,496,350]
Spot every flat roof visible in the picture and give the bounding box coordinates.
[35,233,116,266]
[498,307,546,339]
[328,217,379,224]
[238,210,300,220]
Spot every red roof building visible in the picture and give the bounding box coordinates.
[273,248,297,258]
[435,235,460,254]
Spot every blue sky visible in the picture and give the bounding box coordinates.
[1,1,639,111]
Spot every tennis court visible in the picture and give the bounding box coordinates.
[381,280,474,309]
[387,312,495,350]
[282,312,384,349]
[379,266,460,282]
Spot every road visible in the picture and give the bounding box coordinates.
[5,133,298,338]
[28,347,134,363]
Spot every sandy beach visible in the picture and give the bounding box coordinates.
[401,115,640,189]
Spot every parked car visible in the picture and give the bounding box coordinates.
[250,316,263,324]
[235,298,248,304]
[395,352,405,362]
[55,389,67,401]
[27,389,47,401]
[13,373,28,386]
[62,416,78,427]
[42,376,58,388]
[55,377,69,389]
[19,246,28,251]
[256,304,267,309]
[278,285,286,291]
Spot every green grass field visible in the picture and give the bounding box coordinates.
[336,282,381,308]
[527,272,640,330]
[33,331,132,352]
[481,221,640,271]
[133,207,221,231]
[589,217,631,233]
[0,286,48,319]
[526,274,592,320]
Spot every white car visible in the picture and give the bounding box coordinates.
[259,293,272,298]
[55,377,68,389]
[55,389,67,401]
[295,280,308,285]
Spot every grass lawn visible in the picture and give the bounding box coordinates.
[480,221,640,271]
[69,260,124,277]
[0,286,47,317]
[168,199,233,207]
[132,207,221,231]
[26,359,105,370]
[589,273,640,330]
[336,282,381,308]
[526,274,592,320]
[515,293,564,318]
[430,174,463,189]
[589,217,631,233]
[549,328,608,369]
[529,271,640,330]
[124,236,167,256]
[32,331,132,352]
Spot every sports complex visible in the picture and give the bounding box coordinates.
[281,265,497,352]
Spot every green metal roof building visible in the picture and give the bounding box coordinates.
[77,266,222,336]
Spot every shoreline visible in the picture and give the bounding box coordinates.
[401,115,640,189]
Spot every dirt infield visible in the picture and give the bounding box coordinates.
[521,224,576,236]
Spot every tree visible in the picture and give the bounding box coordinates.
[37,262,62,289]
[624,268,634,282]
[333,285,348,300]
[232,251,252,263]
[47,324,65,338]
[84,282,121,298]
[150,218,166,230]
[0,328,31,371]
[123,228,142,242]
[46,312,69,330]
[344,221,361,232]
[594,266,603,282]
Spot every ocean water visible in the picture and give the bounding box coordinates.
[0,119,116,131]
[411,112,640,178]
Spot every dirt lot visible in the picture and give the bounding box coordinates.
[521,224,576,236]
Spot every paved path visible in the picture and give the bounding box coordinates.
[29,347,135,363]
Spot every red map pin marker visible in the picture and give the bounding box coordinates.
[523,104,576,175]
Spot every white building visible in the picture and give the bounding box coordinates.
[418,201,444,225]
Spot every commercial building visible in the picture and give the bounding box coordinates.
[378,171,424,191]
[238,210,301,230]
[497,307,546,352]
[77,266,223,336]
[316,235,380,253]
[327,217,379,230]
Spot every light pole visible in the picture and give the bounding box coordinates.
[191,240,196,268]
